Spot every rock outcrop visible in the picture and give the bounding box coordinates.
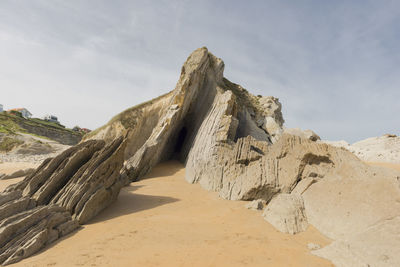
[263,193,308,234]
[313,216,400,267]
[2,47,399,266]
[284,128,320,141]
[0,137,126,265]
[0,168,35,180]
[85,47,285,185]
[83,47,400,266]
[324,134,400,163]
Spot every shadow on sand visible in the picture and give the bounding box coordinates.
[141,160,184,179]
[22,185,180,263]
[87,186,180,224]
[17,162,183,263]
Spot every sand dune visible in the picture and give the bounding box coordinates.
[1,161,332,267]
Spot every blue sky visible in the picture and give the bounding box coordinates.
[0,0,399,142]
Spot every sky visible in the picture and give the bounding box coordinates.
[0,0,399,143]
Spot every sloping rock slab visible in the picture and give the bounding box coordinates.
[0,136,126,265]
[313,216,400,267]
[0,168,35,180]
[0,205,78,266]
[302,166,400,240]
[263,193,308,234]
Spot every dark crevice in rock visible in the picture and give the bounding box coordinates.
[242,185,281,202]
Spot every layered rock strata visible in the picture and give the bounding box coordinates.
[0,137,126,265]
[2,47,400,266]
[85,47,400,266]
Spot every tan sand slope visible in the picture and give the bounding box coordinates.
[3,161,332,267]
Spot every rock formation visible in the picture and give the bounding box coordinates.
[81,47,400,266]
[0,137,126,265]
[324,133,400,163]
[284,127,320,141]
[0,168,35,180]
[263,193,308,234]
[1,47,400,266]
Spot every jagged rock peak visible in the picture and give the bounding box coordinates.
[81,47,286,183]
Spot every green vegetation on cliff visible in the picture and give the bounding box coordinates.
[0,112,83,145]
[0,136,24,152]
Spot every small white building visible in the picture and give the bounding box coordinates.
[8,108,32,119]
[44,114,60,124]
[0,104,3,112]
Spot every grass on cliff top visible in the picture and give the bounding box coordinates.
[0,113,26,134]
[28,118,79,135]
[85,91,173,139]
[0,112,80,138]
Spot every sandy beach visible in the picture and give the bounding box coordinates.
[1,161,332,267]
[0,162,39,175]
[0,162,39,191]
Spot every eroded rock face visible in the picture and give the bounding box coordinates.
[0,204,78,266]
[2,47,399,266]
[313,216,400,267]
[112,47,285,184]
[0,168,35,180]
[284,128,320,142]
[91,47,400,267]
[263,194,308,234]
[0,137,126,265]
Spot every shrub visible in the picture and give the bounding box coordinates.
[0,137,24,152]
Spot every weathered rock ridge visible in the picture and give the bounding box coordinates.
[0,137,126,265]
[79,47,400,267]
[1,47,400,266]
[87,47,285,186]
